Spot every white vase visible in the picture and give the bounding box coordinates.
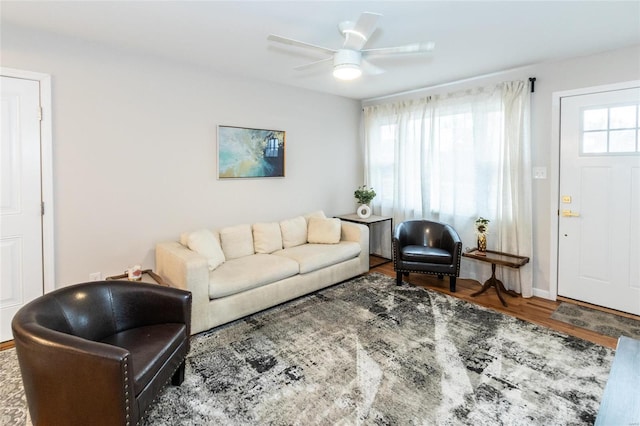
[356,204,372,219]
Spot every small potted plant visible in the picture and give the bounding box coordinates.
[354,185,376,218]
[475,217,490,254]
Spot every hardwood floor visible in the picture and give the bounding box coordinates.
[371,262,620,349]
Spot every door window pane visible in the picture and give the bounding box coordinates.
[581,103,639,155]
[610,105,636,129]
[609,130,636,152]
[583,131,608,153]
[583,108,608,130]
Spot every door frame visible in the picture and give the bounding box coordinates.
[549,79,640,301]
[1,67,55,294]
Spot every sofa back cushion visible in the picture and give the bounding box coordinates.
[304,210,327,221]
[252,222,283,254]
[186,229,226,270]
[307,217,341,244]
[219,224,254,260]
[280,216,308,248]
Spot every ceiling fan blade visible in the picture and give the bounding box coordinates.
[268,34,336,56]
[363,41,436,57]
[343,12,382,50]
[361,59,385,76]
[293,57,333,71]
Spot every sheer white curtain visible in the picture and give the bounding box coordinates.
[364,80,533,296]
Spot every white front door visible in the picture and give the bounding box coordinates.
[1,76,44,342]
[558,85,640,315]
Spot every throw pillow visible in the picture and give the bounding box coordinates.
[307,217,342,244]
[252,222,283,254]
[304,210,327,222]
[219,224,254,260]
[187,229,225,271]
[280,216,308,248]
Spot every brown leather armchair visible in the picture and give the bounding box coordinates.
[11,280,192,426]
[393,220,462,291]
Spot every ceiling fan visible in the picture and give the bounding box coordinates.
[267,12,435,81]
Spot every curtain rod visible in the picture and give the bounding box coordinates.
[529,77,536,93]
[363,63,537,104]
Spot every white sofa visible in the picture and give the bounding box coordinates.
[155,211,369,335]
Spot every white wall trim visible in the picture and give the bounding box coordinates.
[549,79,640,303]
[1,67,55,294]
[532,288,551,300]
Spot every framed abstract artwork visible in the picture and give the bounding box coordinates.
[217,125,286,179]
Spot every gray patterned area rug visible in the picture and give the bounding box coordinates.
[551,302,640,341]
[0,346,28,425]
[1,273,614,425]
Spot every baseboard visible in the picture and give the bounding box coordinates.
[532,287,552,300]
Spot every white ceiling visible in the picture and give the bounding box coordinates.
[2,1,639,100]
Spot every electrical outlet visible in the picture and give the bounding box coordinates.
[89,272,101,281]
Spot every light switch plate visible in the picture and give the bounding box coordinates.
[533,166,547,179]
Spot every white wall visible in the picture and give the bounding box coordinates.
[363,44,640,298]
[3,20,638,294]
[1,24,363,286]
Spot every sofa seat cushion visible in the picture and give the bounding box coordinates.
[100,323,187,396]
[209,254,299,298]
[274,241,361,274]
[401,245,452,264]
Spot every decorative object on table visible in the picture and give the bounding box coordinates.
[354,185,376,218]
[218,125,285,179]
[127,264,142,281]
[106,269,167,286]
[474,216,490,254]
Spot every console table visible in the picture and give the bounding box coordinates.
[462,249,529,307]
[336,214,392,268]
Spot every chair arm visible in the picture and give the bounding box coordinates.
[156,241,210,308]
[392,225,408,268]
[393,223,411,247]
[442,226,463,274]
[12,324,135,425]
[392,236,401,266]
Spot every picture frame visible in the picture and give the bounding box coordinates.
[217,125,286,179]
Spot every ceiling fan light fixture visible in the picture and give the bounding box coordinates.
[333,49,362,80]
[333,63,362,80]
[267,12,435,80]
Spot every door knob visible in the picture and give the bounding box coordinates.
[561,209,580,217]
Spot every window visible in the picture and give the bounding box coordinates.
[367,104,502,220]
[581,103,639,154]
[364,79,532,295]
[373,124,397,206]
